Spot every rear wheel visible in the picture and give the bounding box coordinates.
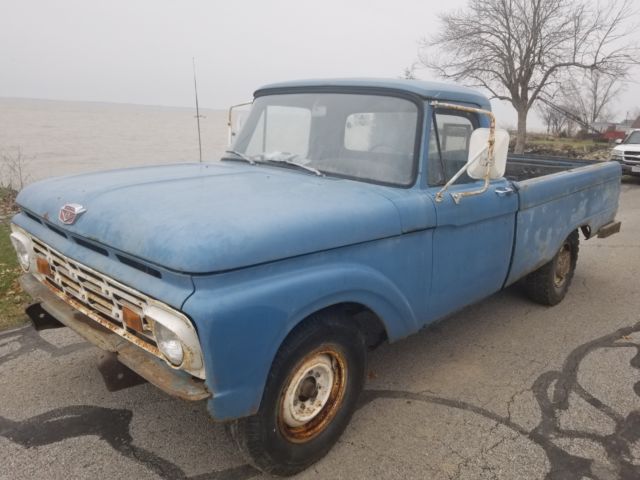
[523,230,579,306]
[227,310,366,476]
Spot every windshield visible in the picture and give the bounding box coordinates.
[230,93,419,186]
[625,131,640,144]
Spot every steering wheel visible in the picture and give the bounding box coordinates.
[369,144,394,154]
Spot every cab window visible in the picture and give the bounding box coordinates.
[428,110,477,186]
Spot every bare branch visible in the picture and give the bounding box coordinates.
[418,0,640,152]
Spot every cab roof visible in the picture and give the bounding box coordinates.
[255,78,491,110]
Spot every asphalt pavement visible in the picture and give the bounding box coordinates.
[1,177,639,480]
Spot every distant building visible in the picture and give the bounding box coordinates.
[592,120,617,133]
[592,116,640,135]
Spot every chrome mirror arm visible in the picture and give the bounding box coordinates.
[430,101,496,204]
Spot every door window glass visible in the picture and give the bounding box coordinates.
[428,111,476,185]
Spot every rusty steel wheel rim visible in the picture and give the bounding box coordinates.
[554,243,572,287]
[278,347,347,443]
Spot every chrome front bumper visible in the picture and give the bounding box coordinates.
[20,273,210,401]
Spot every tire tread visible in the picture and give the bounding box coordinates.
[523,230,579,306]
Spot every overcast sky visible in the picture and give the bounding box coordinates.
[1,0,639,129]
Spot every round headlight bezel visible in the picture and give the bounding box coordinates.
[144,304,205,378]
[9,226,33,272]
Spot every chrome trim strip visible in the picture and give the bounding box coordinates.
[27,234,171,360]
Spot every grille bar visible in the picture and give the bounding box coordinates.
[29,235,162,357]
[623,151,640,164]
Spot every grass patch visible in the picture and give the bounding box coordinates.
[0,221,29,330]
[519,134,612,160]
[527,138,598,147]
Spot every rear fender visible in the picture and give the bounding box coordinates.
[506,162,620,285]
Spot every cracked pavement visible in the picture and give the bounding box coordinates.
[1,177,639,479]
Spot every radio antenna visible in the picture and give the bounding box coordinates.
[192,57,203,162]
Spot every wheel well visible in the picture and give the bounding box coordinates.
[293,302,389,350]
[580,224,592,239]
[339,302,389,349]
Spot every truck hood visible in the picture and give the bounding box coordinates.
[16,162,403,273]
[613,143,640,153]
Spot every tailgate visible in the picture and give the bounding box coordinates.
[505,161,621,286]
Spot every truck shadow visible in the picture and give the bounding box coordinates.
[621,175,640,188]
[0,325,89,367]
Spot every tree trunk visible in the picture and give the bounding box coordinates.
[514,107,528,154]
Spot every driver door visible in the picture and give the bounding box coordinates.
[426,108,518,320]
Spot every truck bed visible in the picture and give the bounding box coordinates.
[503,155,621,286]
[505,153,597,181]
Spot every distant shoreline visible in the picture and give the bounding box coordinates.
[0,97,229,184]
[0,96,227,113]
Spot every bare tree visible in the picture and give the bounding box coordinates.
[400,64,418,80]
[537,102,568,135]
[1,148,31,191]
[628,107,640,124]
[560,70,622,131]
[0,148,31,214]
[419,0,639,153]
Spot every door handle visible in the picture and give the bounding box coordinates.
[494,186,515,197]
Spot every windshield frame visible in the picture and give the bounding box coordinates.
[624,130,640,145]
[233,87,425,188]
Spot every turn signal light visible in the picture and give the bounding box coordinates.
[122,306,144,332]
[36,257,52,277]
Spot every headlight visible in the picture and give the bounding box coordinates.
[154,321,184,366]
[610,150,624,161]
[9,225,33,272]
[144,304,205,377]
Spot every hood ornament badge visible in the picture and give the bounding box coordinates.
[59,203,87,225]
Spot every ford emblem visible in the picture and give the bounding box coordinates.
[59,203,87,225]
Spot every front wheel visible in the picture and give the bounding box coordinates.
[523,230,579,306]
[227,310,366,476]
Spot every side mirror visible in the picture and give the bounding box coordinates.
[227,101,253,146]
[467,128,510,180]
[615,138,623,144]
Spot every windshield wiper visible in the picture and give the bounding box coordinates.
[222,150,256,165]
[260,153,324,177]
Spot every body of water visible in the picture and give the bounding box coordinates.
[0,98,229,186]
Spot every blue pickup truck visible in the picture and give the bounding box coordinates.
[10,79,621,475]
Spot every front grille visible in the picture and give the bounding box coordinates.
[623,151,640,164]
[29,235,161,357]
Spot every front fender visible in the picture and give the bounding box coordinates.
[184,258,422,421]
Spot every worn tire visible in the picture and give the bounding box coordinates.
[226,309,367,476]
[523,230,579,306]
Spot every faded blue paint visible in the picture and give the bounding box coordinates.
[11,211,194,309]
[186,232,431,419]
[256,78,491,110]
[505,161,621,285]
[16,164,411,274]
[12,79,621,421]
[426,178,518,320]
